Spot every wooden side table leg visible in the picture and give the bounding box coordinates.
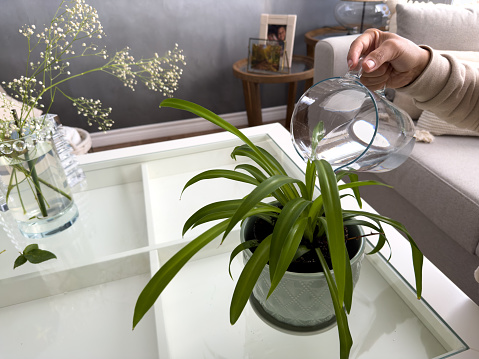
[285,81,298,130]
[242,80,263,127]
[305,78,314,91]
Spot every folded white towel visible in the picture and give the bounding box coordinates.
[60,126,82,146]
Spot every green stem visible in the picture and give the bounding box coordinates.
[37,176,72,201]
[24,152,48,217]
[12,163,72,201]
[14,169,27,214]
[11,109,48,217]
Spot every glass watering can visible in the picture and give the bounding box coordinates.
[291,60,415,172]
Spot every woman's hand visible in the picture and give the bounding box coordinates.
[347,29,431,90]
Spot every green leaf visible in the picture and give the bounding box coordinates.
[311,120,325,156]
[182,200,280,236]
[223,175,302,239]
[161,98,299,202]
[268,216,308,297]
[14,244,56,268]
[230,234,271,324]
[341,172,362,208]
[161,99,278,177]
[268,198,310,286]
[232,144,288,177]
[235,164,267,183]
[292,244,311,261]
[308,195,324,232]
[344,209,423,299]
[231,145,299,201]
[338,180,391,192]
[315,159,347,306]
[13,254,27,269]
[23,244,39,253]
[228,240,259,279]
[183,200,242,235]
[343,247,354,314]
[133,220,230,329]
[305,160,317,201]
[161,99,258,152]
[343,219,390,258]
[23,248,57,264]
[315,248,353,359]
[181,169,259,197]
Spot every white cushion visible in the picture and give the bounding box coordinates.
[396,3,479,51]
[414,50,479,138]
[416,110,479,137]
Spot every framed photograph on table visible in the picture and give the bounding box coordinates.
[259,14,296,68]
[247,38,289,74]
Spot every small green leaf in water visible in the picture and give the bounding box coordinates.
[13,244,57,269]
[311,121,325,159]
[24,248,57,264]
[14,254,28,269]
[23,244,39,253]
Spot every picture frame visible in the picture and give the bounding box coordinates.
[259,14,296,69]
[247,38,289,75]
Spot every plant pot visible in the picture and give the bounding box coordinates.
[240,216,365,334]
[0,135,78,239]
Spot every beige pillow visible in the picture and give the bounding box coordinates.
[416,110,479,137]
[385,0,408,33]
[396,3,479,51]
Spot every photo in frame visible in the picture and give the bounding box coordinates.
[259,14,296,69]
[247,38,289,74]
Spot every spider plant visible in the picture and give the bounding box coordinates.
[133,98,423,359]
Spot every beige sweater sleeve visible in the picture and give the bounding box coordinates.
[398,47,479,131]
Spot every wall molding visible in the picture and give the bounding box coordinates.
[90,105,287,148]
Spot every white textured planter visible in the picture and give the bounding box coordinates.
[241,217,365,333]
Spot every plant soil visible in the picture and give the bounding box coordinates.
[246,216,362,274]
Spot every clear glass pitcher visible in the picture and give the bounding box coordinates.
[290,61,415,172]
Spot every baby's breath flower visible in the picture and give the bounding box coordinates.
[1,0,185,141]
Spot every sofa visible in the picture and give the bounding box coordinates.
[313,1,479,305]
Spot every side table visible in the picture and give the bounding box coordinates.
[304,26,351,58]
[232,55,314,129]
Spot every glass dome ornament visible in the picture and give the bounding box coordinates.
[290,60,415,173]
[334,0,390,33]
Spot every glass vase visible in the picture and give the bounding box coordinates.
[0,135,78,239]
[334,1,389,33]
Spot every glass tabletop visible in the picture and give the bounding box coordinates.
[0,125,472,358]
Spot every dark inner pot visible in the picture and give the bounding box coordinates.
[244,215,362,274]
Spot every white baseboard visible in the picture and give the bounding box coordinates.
[90,105,287,148]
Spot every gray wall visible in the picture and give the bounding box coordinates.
[0,0,339,132]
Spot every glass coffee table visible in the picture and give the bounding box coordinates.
[0,123,477,358]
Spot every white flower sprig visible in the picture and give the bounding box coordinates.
[0,0,186,137]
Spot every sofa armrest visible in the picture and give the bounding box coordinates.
[313,34,360,83]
